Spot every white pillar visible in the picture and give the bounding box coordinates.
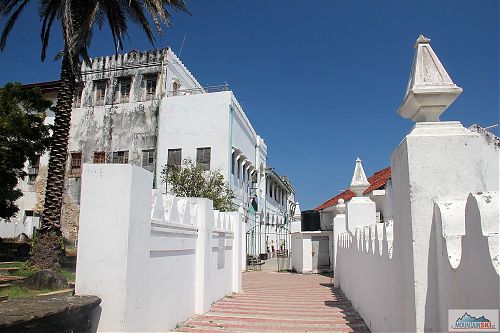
[332,199,346,277]
[391,35,487,332]
[392,121,487,332]
[75,164,152,332]
[231,212,243,292]
[195,198,214,314]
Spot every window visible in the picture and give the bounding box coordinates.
[196,147,211,171]
[27,157,40,184]
[112,151,129,164]
[70,152,82,176]
[237,159,241,179]
[119,77,131,103]
[167,149,182,168]
[94,81,106,106]
[73,84,83,108]
[93,151,106,164]
[172,80,180,96]
[24,210,40,222]
[145,74,157,101]
[142,149,155,172]
[231,152,236,175]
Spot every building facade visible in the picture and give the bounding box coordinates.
[4,47,297,256]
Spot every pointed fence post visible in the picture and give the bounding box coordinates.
[332,198,346,277]
[391,35,489,332]
[346,158,376,232]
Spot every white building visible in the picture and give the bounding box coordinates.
[3,47,297,257]
[155,87,296,258]
[290,162,392,274]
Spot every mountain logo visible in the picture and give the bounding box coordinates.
[449,310,498,331]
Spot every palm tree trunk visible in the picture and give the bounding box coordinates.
[30,54,75,270]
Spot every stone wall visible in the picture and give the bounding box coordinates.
[0,295,101,333]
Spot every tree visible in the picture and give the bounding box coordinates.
[0,83,51,219]
[0,0,190,269]
[161,159,237,212]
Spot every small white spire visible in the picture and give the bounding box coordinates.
[350,158,370,197]
[398,34,463,122]
[336,198,346,214]
[293,202,301,220]
[414,34,431,47]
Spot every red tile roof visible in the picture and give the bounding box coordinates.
[314,167,391,211]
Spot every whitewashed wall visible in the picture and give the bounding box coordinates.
[334,123,499,332]
[0,217,39,238]
[75,164,242,332]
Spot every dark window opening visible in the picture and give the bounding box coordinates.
[93,151,106,164]
[145,74,158,101]
[27,157,40,184]
[119,78,132,103]
[142,149,155,172]
[112,151,129,164]
[70,152,82,176]
[196,147,211,171]
[167,149,182,168]
[73,84,83,108]
[94,80,107,106]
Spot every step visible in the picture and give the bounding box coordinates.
[0,267,19,274]
[0,276,25,282]
[38,288,74,297]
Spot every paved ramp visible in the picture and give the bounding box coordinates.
[175,271,369,332]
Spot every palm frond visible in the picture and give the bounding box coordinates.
[0,0,29,50]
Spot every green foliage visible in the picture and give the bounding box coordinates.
[6,261,75,281]
[59,269,76,282]
[8,261,39,278]
[0,285,53,299]
[0,83,51,219]
[161,159,237,212]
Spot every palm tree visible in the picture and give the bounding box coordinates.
[0,0,189,270]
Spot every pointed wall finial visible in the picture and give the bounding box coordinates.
[350,158,370,197]
[414,34,431,48]
[293,202,301,219]
[336,198,346,214]
[398,35,463,122]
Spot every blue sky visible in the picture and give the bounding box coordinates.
[0,0,498,209]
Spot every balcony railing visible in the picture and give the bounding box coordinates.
[166,84,229,97]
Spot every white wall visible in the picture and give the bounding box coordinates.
[334,122,499,332]
[76,164,242,332]
[156,91,232,186]
[291,231,332,273]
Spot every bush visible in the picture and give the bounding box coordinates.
[161,159,236,212]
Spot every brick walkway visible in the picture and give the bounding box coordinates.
[175,271,369,332]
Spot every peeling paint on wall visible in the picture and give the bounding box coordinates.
[34,166,47,214]
[61,193,80,241]
[11,47,204,242]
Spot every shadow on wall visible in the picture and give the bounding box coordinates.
[424,193,500,332]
